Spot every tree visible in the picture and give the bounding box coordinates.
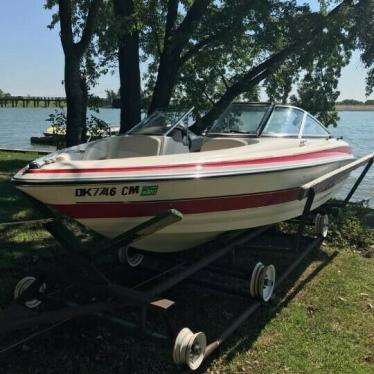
[0,89,11,98]
[105,89,120,106]
[47,0,374,143]
[339,99,364,105]
[114,0,142,133]
[45,0,103,146]
[134,0,372,130]
[193,0,369,130]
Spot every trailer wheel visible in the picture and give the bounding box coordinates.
[173,327,206,370]
[250,263,276,302]
[259,264,276,302]
[314,213,329,238]
[14,276,46,309]
[118,246,144,267]
[250,262,263,299]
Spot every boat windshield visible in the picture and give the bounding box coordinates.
[127,109,193,136]
[261,106,304,137]
[208,103,270,135]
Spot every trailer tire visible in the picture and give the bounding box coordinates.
[173,327,206,370]
[314,213,329,238]
[14,276,46,309]
[250,263,276,302]
[118,246,144,267]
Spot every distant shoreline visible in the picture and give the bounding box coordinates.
[336,104,374,111]
[1,103,374,111]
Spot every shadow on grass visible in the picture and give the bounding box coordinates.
[0,180,39,222]
[0,154,338,373]
[0,228,55,304]
[0,155,41,223]
[0,228,335,374]
[0,152,37,174]
[202,248,337,371]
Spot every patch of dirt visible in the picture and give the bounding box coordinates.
[361,245,374,258]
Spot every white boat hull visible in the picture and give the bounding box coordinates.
[17,159,350,252]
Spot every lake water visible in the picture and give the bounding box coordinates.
[0,108,373,206]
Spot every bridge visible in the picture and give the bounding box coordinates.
[0,96,66,108]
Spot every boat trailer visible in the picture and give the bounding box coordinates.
[0,153,372,371]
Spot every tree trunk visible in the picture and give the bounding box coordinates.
[80,76,89,142]
[115,0,141,134]
[118,33,141,133]
[64,53,86,146]
[148,48,180,113]
[148,0,211,114]
[57,0,102,146]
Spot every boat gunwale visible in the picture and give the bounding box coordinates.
[13,156,354,186]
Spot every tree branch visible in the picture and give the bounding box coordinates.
[177,0,211,36]
[180,29,227,65]
[58,0,74,53]
[148,0,162,56]
[197,81,215,105]
[197,0,355,131]
[164,0,179,42]
[76,0,102,55]
[170,0,211,52]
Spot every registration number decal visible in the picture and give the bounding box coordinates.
[75,184,158,198]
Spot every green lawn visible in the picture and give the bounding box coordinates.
[0,150,373,373]
[207,249,374,374]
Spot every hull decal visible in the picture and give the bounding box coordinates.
[50,188,302,218]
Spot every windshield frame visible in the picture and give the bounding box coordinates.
[207,102,273,137]
[259,105,331,139]
[259,105,306,138]
[126,107,194,136]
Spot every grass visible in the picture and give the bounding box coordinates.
[0,150,373,373]
[207,250,374,374]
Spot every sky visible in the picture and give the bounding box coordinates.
[0,0,372,101]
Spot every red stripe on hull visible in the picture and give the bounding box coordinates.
[28,146,352,175]
[50,188,301,219]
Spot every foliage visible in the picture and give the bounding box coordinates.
[0,89,11,98]
[46,109,67,135]
[86,115,112,138]
[46,109,111,141]
[44,0,105,146]
[327,203,374,250]
[105,89,120,103]
[87,95,107,111]
[137,0,373,129]
[338,99,365,105]
[46,1,374,138]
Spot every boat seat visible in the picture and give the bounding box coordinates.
[83,138,111,160]
[108,135,163,158]
[201,137,254,151]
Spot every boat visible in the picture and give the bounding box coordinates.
[43,125,120,137]
[14,103,355,252]
[30,124,120,147]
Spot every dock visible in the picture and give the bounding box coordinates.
[0,147,52,155]
[0,96,66,108]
